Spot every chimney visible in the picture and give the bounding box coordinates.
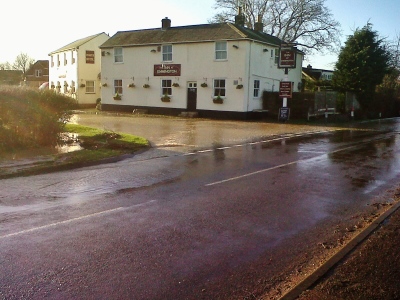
[162,17,171,30]
[254,14,263,32]
[235,6,245,27]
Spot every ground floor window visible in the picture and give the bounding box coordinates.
[253,80,260,97]
[114,79,123,95]
[213,79,226,97]
[162,79,172,96]
[86,80,95,93]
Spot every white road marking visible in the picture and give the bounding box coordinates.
[0,207,126,240]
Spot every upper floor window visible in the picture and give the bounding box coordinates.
[215,41,227,60]
[253,80,260,97]
[274,48,279,64]
[114,47,123,63]
[71,52,75,64]
[162,45,172,62]
[213,79,226,97]
[64,53,67,65]
[35,69,42,77]
[57,54,60,67]
[51,56,54,67]
[162,79,172,96]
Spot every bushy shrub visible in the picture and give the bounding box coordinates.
[0,85,78,152]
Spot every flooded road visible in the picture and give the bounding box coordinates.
[1,115,400,299]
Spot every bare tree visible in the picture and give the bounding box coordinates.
[12,53,35,78]
[211,0,341,54]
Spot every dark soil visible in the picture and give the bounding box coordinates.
[297,199,400,300]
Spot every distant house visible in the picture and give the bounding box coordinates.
[302,65,334,91]
[24,60,49,88]
[99,14,304,119]
[0,70,23,86]
[48,32,109,107]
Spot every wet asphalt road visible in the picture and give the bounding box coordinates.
[1,116,400,299]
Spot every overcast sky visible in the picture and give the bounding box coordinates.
[1,0,398,70]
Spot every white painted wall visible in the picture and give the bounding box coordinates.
[101,39,303,112]
[49,33,109,106]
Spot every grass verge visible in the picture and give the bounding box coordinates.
[0,124,150,179]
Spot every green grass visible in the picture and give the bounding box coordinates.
[0,124,150,179]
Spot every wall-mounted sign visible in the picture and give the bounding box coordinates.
[278,47,296,68]
[86,50,95,64]
[279,81,293,98]
[154,64,181,76]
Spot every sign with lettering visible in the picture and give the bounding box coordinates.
[86,51,95,64]
[278,107,290,121]
[279,48,296,68]
[154,64,181,76]
[279,81,292,98]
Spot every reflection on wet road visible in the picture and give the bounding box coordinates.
[1,117,400,299]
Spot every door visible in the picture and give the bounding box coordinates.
[187,82,197,111]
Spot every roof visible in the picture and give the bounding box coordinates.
[49,32,108,55]
[100,22,284,48]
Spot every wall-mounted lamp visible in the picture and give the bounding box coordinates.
[150,49,157,53]
[232,45,239,49]
[263,49,269,52]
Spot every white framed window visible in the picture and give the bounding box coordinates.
[114,47,123,63]
[114,79,123,95]
[253,80,260,97]
[85,81,95,93]
[213,79,226,97]
[275,48,279,64]
[64,53,67,65]
[161,79,172,96]
[162,45,172,62]
[215,41,227,60]
[51,56,54,67]
[57,54,60,67]
[71,51,75,64]
[35,69,42,77]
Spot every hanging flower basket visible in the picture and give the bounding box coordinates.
[80,83,85,87]
[113,93,121,100]
[102,83,108,87]
[161,94,171,102]
[213,96,224,104]
[236,84,243,89]
[172,82,180,87]
[143,84,150,88]
[128,83,135,88]
[201,82,208,88]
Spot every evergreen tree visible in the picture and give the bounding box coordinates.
[333,23,390,111]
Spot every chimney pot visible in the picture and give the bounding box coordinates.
[162,17,171,29]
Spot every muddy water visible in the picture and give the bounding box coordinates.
[71,113,345,152]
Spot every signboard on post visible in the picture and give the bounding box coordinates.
[279,81,292,98]
[278,47,296,69]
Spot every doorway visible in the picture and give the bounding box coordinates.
[187,82,197,111]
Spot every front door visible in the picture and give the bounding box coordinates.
[187,82,197,111]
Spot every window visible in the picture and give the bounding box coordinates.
[253,80,260,97]
[162,79,172,95]
[213,79,226,97]
[114,47,123,63]
[64,53,67,65]
[114,79,123,95]
[57,54,60,67]
[63,81,68,93]
[274,48,279,64]
[85,81,95,93]
[215,41,227,60]
[35,69,42,77]
[71,52,75,64]
[162,45,172,62]
[51,56,54,67]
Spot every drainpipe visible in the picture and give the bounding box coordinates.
[246,42,252,113]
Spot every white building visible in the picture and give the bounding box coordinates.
[99,17,303,119]
[49,33,109,107]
